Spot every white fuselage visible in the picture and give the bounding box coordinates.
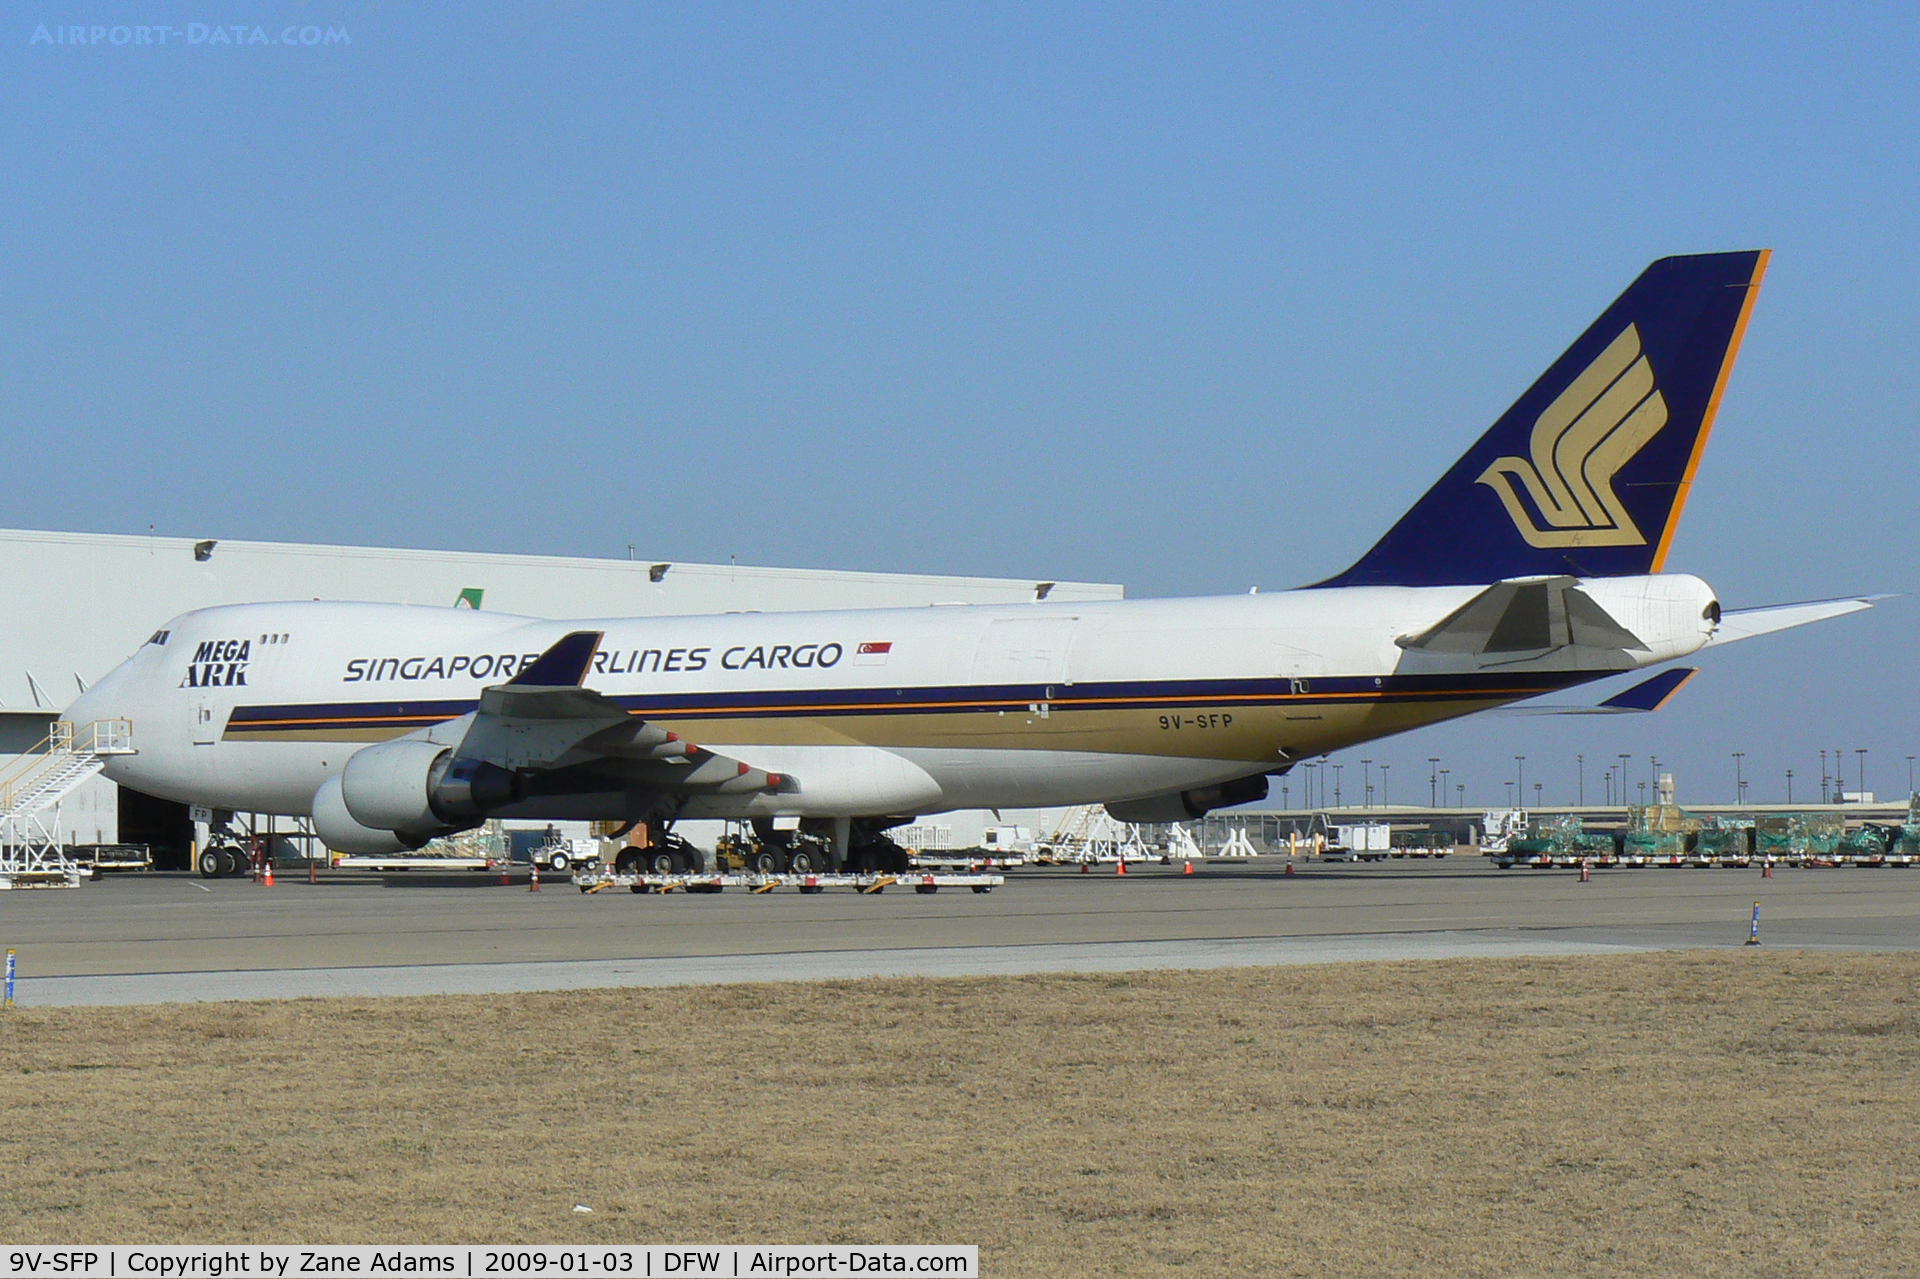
[69,574,1719,821]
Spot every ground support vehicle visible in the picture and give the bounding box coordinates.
[575,869,1005,895]
[69,843,152,872]
[1389,830,1454,858]
[332,855,495,871]
[909,853,1027,870]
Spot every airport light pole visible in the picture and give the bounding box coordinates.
[1733,751,1745,804]
[1908,755,1915,796]
[1515,756,1525,807]
[1505,781,1514,806]
[1429,758,1440,807]
[1639,781,1648,804]
[1534,782,1542,808]
[1820,749,1829,802]
[1618,755,1631,806]
[1785,769,1793,804]
[1380,763,1389,807]
[1455,783,1465,807]
[1333,764,1343,808]
[1857,748,1868,799]
[1439,769,1450,807]
[1577,753,1584,806]
[1361,759,1372,808]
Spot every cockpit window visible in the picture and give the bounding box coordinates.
[146,630,171,646]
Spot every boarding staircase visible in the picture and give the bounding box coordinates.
[0,719,135,888]
[1042,804,1151,864]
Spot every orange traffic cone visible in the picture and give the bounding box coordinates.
[263,862,274,887]
[1183,860,1193,876]
[308,857,318,884]
[1579,860,1590,882]
[1762,859,1774,879]
[1115,858,1126,876]
[1080,861,1090,874]
[1284,862,1295,877]
[530,865,540,893]
[500,862,510,886]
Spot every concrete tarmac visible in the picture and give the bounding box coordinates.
[2,857,1916,1006]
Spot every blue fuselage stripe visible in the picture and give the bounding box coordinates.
[222,670,1595,734]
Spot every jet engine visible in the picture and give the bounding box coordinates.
[1105,773,1269,824]
[320,738,522,848]
[312,774,418,855]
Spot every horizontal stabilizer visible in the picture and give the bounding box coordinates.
[1497,666,1696,716]
[1397,576,1644,657]
[1598,666,1697,711]
[1704,596,1881,646]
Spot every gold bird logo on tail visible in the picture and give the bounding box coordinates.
[1476,325,1667,547]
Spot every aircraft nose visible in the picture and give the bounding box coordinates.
[69,660,128,726]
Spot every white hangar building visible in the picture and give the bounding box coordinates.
[0,527,1121,866]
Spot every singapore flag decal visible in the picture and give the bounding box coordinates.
[854,640,892,667]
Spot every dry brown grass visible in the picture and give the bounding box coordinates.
[2,952,1917,1276]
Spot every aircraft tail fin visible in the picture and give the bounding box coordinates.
[1317,250,1769,588]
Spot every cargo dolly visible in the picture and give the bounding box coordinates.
[573,869,1004,895]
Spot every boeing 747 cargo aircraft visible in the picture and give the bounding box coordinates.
[68,251,1871,869]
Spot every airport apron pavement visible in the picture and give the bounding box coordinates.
[3,859,1916,1006]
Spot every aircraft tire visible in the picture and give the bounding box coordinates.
[751,849,780,875]
[648,850,675,876]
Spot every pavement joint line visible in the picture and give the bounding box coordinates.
[13,930,1669,1008]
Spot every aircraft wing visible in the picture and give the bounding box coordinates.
[1703,595,1883,646]
[450,630,786,795]
[1495,666,1697,716]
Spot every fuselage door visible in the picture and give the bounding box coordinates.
[972,617,1078,714]
[192,699,223,746]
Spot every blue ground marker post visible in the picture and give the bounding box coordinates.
[1745,902,1762,946]
[4,948,14,1007]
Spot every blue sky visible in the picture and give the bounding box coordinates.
[3,4,1916,805]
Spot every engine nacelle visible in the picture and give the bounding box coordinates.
[342,739,455,833]
[339,738,522,835]
[312,774,419,855]
[1106,773,1269,824]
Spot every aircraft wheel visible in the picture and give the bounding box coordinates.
[751,849,780,875]
[788,847,823,875]
[971,885,993,894]
[197,848,221,878]
[648,850,676,876]
[915,884,938,894]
